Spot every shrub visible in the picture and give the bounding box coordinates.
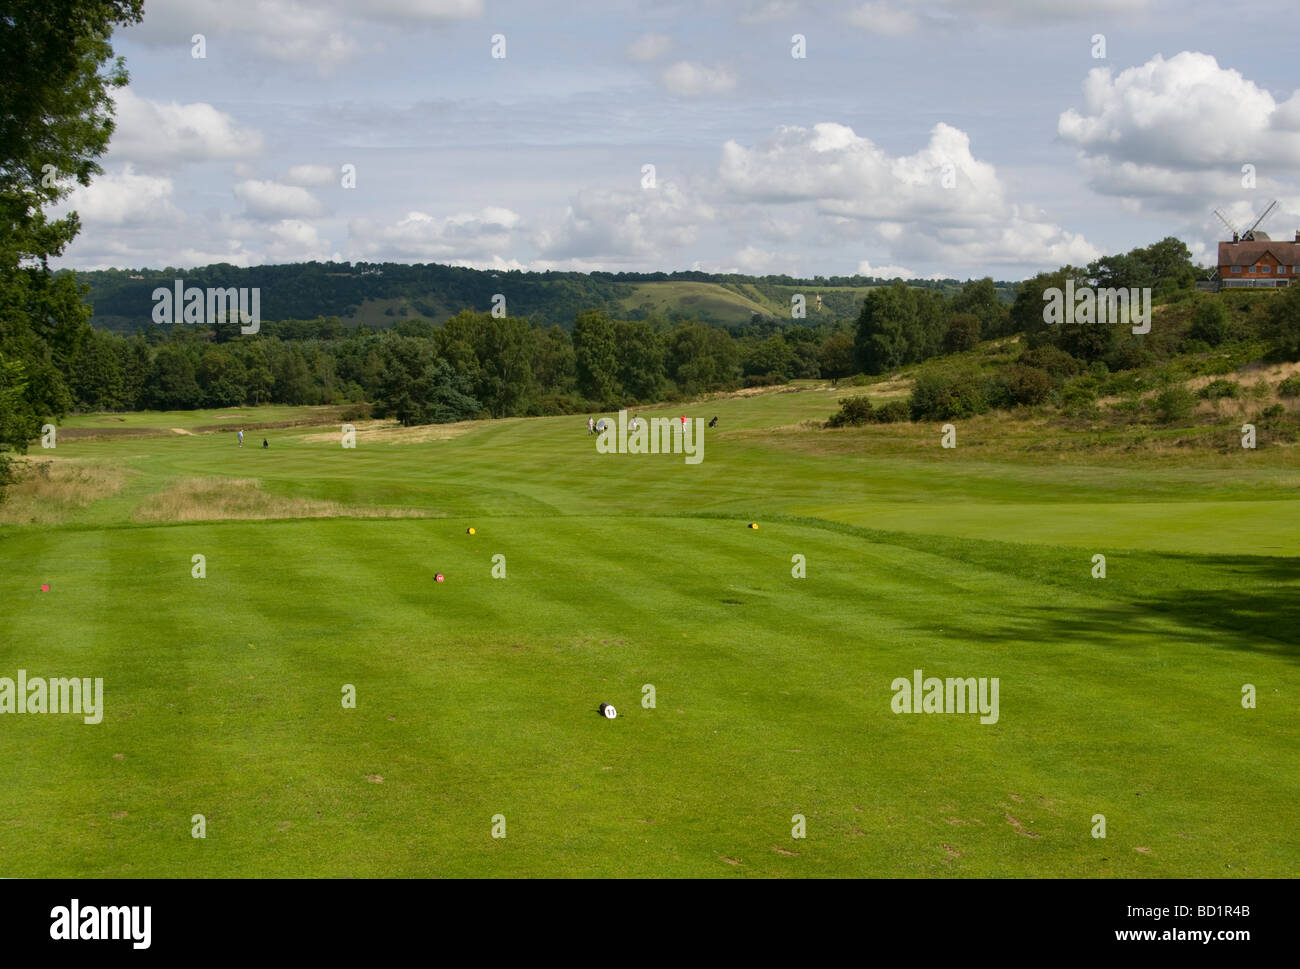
[1188,299,1232,346]
[1154,385,1196,424]
[942,313,981,354]
[743,373,788,388]
[1062,376,1100,405]
[1018,344,1080,379]
[910,368,988,420]
[1002,364,1053,406]
[1277,375,1300,398]
[1105,339,1155,373]
[339,402,373,422]
[530,394,588,416]
[825,396,875,427]
[873,399,911,423]
[1198,379,1241,400]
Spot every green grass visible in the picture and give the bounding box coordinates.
[2,388,1297,877]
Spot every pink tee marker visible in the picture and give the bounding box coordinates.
[435,573,445,583]
[40,584,50,592]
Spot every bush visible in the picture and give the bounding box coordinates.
[942,313,981,353]
[1018,344,1080,379]
[1105,340,1155,373]
[743,373,788,388]
[873,399,911,423]
[1062,375,1100,404]
[910,368,988,420]
[1198,379,1241,400]
[1277,375,1300,398]
[825,396,875,427]
[1154,385,1196,423]
[529,394,588,416]
[1188,298,1232,346]
[1002,364,1053,406]
[339,402,373,422]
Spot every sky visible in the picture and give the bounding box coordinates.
[48,0,1300,281]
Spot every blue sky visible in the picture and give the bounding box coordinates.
[50,0,1300,280]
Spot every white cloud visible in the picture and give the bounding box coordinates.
[123,0,361,72]
[846,3,920,36]
[121,0,481,74]
[719,121,1004,221]
[739,0,800,23]
[349,207,523,261]
[857,260,928,279]
[174,245,255,268]
[285,165,336,187]
[627,32,672,63]
[357,0,484,22]
[264,220,333,262]
[538,182,715,263]
[109,88,263,166]
[937,0,1149,21]
[719,121,1099,268]
[234,180,326,220]
[61,165,181,226]
[661,61,737,97]
[843,0,1149,33]
[1059,52,1300,172]
[1058,52,1300,219]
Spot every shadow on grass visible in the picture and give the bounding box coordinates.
[679,512,1300,664]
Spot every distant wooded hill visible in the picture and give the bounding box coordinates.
[64,262,1018,332]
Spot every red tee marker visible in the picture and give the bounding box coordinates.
[435,573,445,583]
[40,584,50,592]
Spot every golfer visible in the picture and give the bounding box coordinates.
[587,417,595,435]
[238,429,244,448]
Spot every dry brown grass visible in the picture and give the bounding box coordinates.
[297,419,477,445]
[132,477,433,522]
[0,458,129,525]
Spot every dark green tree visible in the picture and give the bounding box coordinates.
[574,309,620,403]
[0,0,144,481]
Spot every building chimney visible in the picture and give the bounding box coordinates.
[1294,230,1299,242]
[1233,232,1239,242]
